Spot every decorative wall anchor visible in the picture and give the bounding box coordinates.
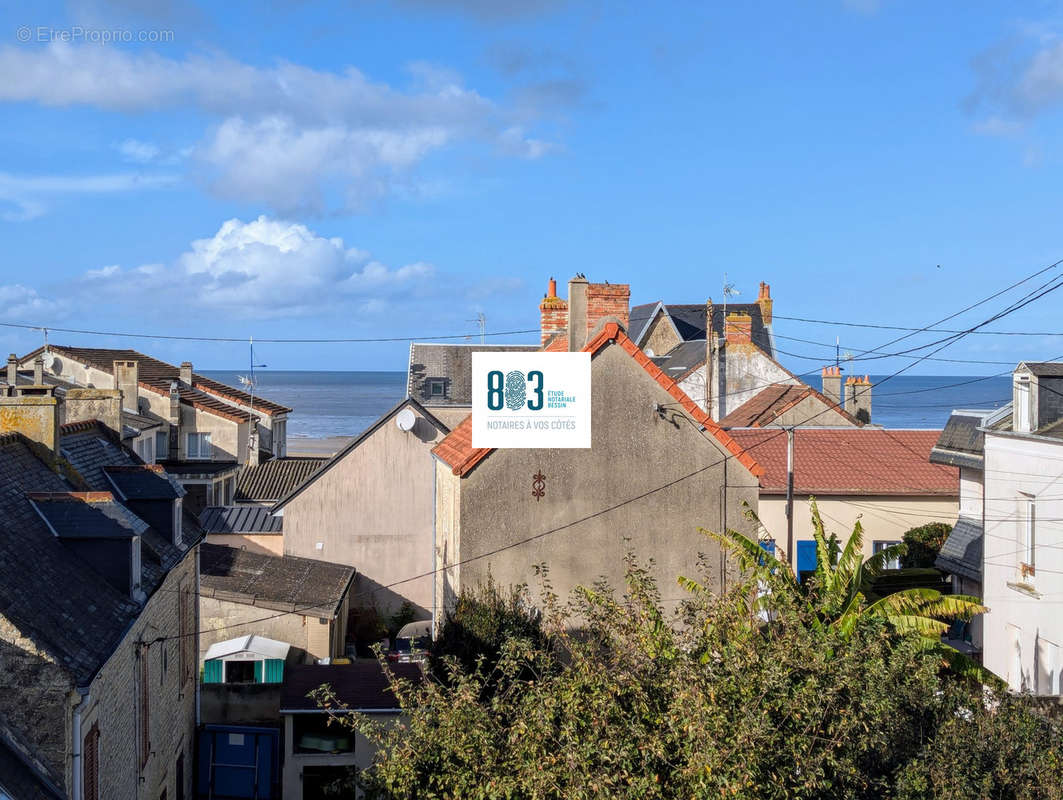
[532,471,546,501]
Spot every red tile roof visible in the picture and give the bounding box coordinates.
[432,322,763,478]
[726,428,958,496]
[718,384,861,428]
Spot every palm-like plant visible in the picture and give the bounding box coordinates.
[681,499,993,681]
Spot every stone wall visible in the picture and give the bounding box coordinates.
[80,549,198,800]
[62,389,122,432]
[642,310,682,357]
[199,596,341,665]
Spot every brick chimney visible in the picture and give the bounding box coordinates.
[585,282,630,337]
[757,282,773,325]
[821,366,842,407]
[566,275,589,351]
[114,360,140,413]
[724,312,753,344]
[539,277,569,347]
[180,361,193,386]
[6,353,16,387]
[845,375,872,424]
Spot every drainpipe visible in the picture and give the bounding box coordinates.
[195,545,202,726]
[72,687,90,800]
[786,427,795,567]
[431,457,438,639]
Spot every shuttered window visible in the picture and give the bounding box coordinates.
[83,723,100,800]
[139,649,151,768]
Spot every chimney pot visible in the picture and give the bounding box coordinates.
[539,276,569,347]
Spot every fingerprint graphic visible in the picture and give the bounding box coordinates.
[504,370,526,410]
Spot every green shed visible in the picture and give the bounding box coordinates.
[202,634,290,685]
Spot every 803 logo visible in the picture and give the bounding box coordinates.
[487,369,543,411]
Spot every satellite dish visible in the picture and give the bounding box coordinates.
[395,407,417,432]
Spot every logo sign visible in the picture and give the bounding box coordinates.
[472,352,591,448]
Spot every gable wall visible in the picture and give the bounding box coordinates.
[641,310,682,357]
[769,395,857,428]
[282,406,446,615]
[449,343,760,614]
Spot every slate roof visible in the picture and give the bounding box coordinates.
[60,419,135,489]
[0,734,64,800]
[0,433,143,685]
[272,398,450,512]
[727,428,958,496]
[22,345,290,419]
[280,662,422,712]
[432,323,763,479]
[159,460,240,478]
[235,457,327,503]
[201,505,283,534]
[718,384,861,429]
[650,340,707,380]
[631,302,773,358]
[929,412,988,469]
[199,542,354,616]
[27,492,149,539]
[104,465,185,500]
[935,516,983,583]
[1021,361,1063,377]
[407,342,539,406]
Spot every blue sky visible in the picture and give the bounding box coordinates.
[1,0,1063,373]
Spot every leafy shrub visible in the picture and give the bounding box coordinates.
[901,522,952,568]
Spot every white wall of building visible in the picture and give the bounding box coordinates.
[982,430,1063,695]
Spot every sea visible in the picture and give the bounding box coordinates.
[200,371,1015,439]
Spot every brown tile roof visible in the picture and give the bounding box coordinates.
[726,428,958,496]
[280,662,422,712]
[23,345,290,419]
[432,322,763,479]
[718,384,861,429]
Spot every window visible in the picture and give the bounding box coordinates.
[135,435,154,463]
[179,582,194,685]
[293,714,354,754]
[83,723,100,800]
[175,753,184,800]
[274,420,286,457]
[1019,495,1036,579]
[428,379,446,399]
[873,540,903,570]
[139,649,151,769]
[187,432,212,460]
[224,661,256,684]
[155,431,169,460]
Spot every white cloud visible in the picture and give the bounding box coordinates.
[0,43,553,214]
[0,171,178,221]
[79,215,438,317]
[0,284,66,320]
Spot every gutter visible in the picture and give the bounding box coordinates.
[72,687,90,800]
[432,455,438,639]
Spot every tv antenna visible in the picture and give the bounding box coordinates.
[239,336,268,457]
[466,313,486,344]
[722,274,740,317]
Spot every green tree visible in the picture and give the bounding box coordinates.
[692,500,987,678]
[310,552,1059,799]
[900,521,952,569]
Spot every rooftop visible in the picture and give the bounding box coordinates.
[432,322,762,479]
[280,662,422,712]
[27,492,149,539]
[727,428,958,496]
[200,505,282,534]
[204,634,291,662]
[235,457,327,503]
[104,465,185,501]
[718,383,860,429]
[199,542,354,616]
[407,341,539,407]
[935,516,983,583]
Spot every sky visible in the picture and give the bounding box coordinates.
[1,0,1063,373]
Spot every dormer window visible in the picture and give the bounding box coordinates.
[428,379,446,399]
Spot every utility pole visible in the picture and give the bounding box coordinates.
[785,426,795,567]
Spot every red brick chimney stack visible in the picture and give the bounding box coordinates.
[584,282,630,337]
[724,312,753,344]
[757,281,773,325]
[539,277,569,347]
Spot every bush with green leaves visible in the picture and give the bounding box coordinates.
[900,521,953,569]
[312,547,1063,799]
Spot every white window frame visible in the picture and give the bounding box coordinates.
[155,431,168,460]
[1016,375,1032,432]
[1019,494,1036,581]
[872,540,902,570]
[187,432,212,460]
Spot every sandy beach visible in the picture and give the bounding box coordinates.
[287,436,356,457]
